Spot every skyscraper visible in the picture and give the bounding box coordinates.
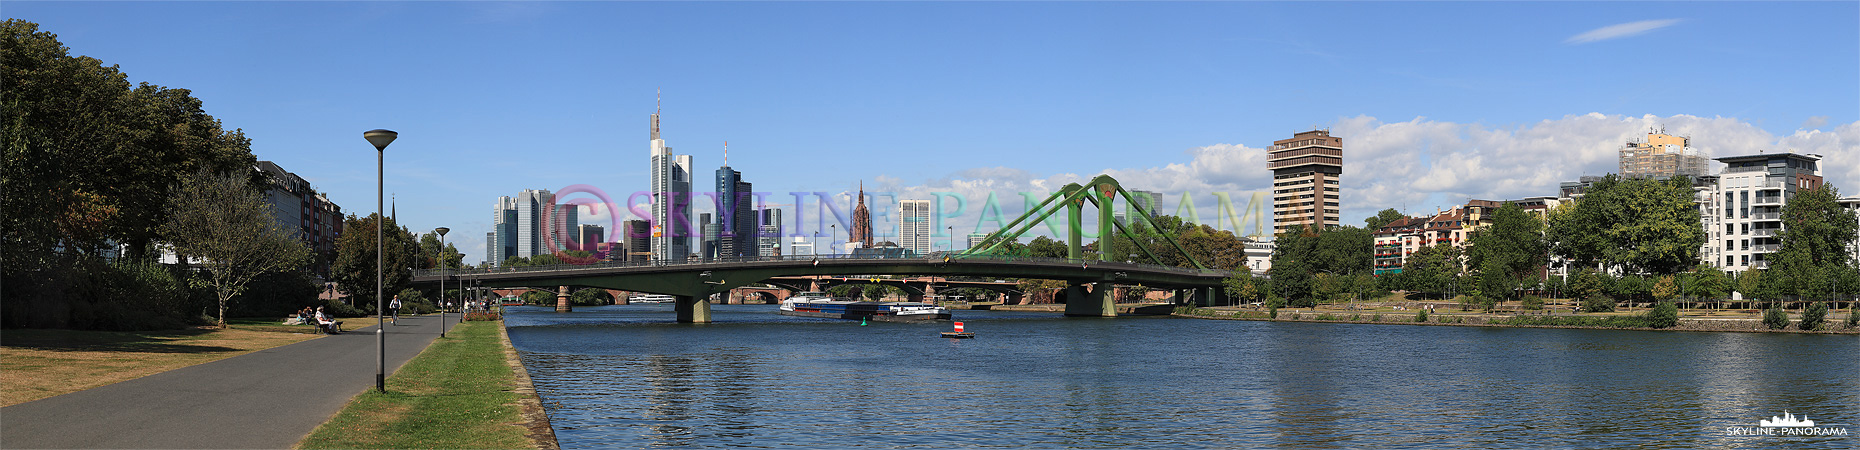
[850,182,873,248]
[1269,129,1343,234]
[1620,128,1709,179]
[758,208,783,257]
[492,190,577,265]
[898,199,931,255]
[649,96,692,262]
[715,161,758,260]
[577,224,604,253]
[489,196,517,265]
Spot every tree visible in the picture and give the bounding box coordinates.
[1770,185,1859,302]
[160,171,310,327]
[1465,203,1546,300]
[1647,301,1678,329]
[570,288,613,306]
[1570,268,1608,312]
[1546,175,1703,275]
[1399,243,1463,300]
[1651,275,1678,302]
[1364,208,1406,231]
[330,214,419,313]
[1223,271,1258,302]
[1025,235,1068,259]
[417,231,465,271]
[1688,265,1730,310]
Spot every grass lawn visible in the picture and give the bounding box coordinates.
[0,318,340,407]
[296,320,534,450]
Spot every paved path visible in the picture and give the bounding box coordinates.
[2,314,452,449]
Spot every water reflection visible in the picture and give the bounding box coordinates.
[509,305,1859,449]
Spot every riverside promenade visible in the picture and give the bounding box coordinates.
[1,315,446,449]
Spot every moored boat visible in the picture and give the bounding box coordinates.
[779,291,951,322]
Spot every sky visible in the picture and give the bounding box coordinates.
[9,1,1858,264]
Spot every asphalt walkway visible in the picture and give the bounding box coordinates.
[1,314,451,449]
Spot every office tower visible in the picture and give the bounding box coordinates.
[899,199,931,255]
[850,182,873,247]
[509,189,578,260]
[967,232,989,250]
[791,236,814,256]
[1620,128,1709,179]
[758,208,783,257]
[577,224,604,253]
[649,98,692,262]
[1701,153,1823,272]
[700,213,718,261]
[489,196,517,266]
[621,220,650,263]
[1269,129,1343,234]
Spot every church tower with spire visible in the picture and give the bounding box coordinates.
[850,181,873,248]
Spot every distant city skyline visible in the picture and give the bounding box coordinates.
[7,2,1854,264]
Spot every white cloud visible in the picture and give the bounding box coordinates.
[1566,19,1683,44]
[1803,116,1830,129]
[864,114,1859,241]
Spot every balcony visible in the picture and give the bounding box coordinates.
[1754,196,1784,205]
[1751,244,1780,252]
[1752,212,1780,220]
[1752,229,1780,237]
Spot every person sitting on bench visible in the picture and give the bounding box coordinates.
[314,306,343,334]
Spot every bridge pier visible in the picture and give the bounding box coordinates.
[556,285,572,312]
[675,295,711,323]
[1065,282,1117,317]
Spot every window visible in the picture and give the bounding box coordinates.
[1741,240,1749,250]
[1741,224,1749,235]
[1741,255,1749,266]
[1725,240,1733,251]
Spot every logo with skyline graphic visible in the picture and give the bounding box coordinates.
[1726,410,1849,437]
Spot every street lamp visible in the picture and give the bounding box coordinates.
[948,226,954,255]
[364,129,396,393]
[830,224,838,256]
[436,227,449,338]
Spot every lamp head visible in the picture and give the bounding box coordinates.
[363,129,398,151]
[436,227,450,237]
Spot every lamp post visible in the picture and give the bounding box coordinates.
[436,227,449,338]
[948,226,954,254]
[830,224,837,256]
[364,129,396,393]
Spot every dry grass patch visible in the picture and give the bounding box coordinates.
[1,326,318,406]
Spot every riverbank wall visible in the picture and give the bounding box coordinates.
[1173,307,1860,334]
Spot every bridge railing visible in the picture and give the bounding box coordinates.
[418,253,1228,278]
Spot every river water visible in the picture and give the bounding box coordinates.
[506,304,1856,449]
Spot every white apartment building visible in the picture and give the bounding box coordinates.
[1698,153,1824,272]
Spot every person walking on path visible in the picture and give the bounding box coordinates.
[389,295,402,324]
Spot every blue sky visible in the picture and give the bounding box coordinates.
[9,1,1858,263]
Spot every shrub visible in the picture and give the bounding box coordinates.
[1268,306,1279,319]
[465,310,502,321]
[1371,314,1383,322]
[1499,315,1651,328]
[1799,302,1827,330]
[1762,306,1789,330]
[1849,305,1858,327]
[1521,296,1545,311]
[1416,309,1429,323]
[323,299,366,318]
[1582,296,1617,313]
[1646,301,1678,329]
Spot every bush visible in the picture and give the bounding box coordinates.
[228,270,321,318]
[323,298,366,318]
[1521,296,1544,311]
[1499,315,1651,328]
[1646,301,1678,329]
[1415,309,1429,323]
[1849,305,1858,327]
[1762,306,1789,330]
[1267,306,1278,319]
[1582,296,1617,313]
[464,310,502,321]
[1799,302,1827,330]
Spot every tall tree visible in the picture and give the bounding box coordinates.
[331,214,419,312]
[160,171,310,327]
[1364,208,1406,231]
[1769,185,1859,301]
[1465,202,1547,299]
[1547,176,1704,275]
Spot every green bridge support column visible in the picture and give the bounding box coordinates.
[556,285,572,312]
[675,295,710,323]
[1065,282,1117,317]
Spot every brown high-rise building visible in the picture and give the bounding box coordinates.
[1269,129,1343,235]
[1619,128,1708,179]
[850,181,874,247]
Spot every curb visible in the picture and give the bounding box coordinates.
[497,320,560,450]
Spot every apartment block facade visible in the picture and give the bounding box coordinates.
[1699,153,1823,272]
[1270,130,1342,235]
[1619,129,1709,179]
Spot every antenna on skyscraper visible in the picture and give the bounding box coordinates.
[656,88,661,115]
[724,141,729,166]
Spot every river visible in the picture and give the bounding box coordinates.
[506,304,1856,448]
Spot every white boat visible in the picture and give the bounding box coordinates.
[779,291,951,322]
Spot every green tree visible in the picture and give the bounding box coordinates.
[1762,305,1789,330]
[1547,176,1703,275]
[1647,301,1679,329]
[1570,268,1610,312]
[1025,235,1068,259]
[1399,243,1463,300]
[331,214,419,313]
[1688,265,1730,309]
[1465,203,1547,300]
[160,171,310,327]
[1799,301,1828,330]
[570,288,613,306]
[1770,185,1859,302]
[417,231,465,271]
[1364,208,1407,231]
[1223,270,1258,302]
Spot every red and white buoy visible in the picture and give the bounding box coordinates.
[941,321,975,338]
